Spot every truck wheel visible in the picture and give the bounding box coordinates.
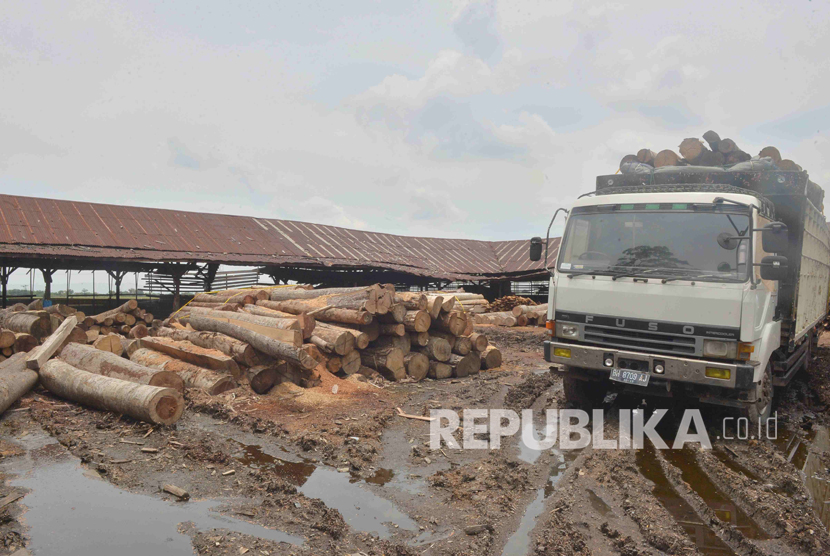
[740,364,773,427]
[563,371,606,410]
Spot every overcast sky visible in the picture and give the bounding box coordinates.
[2,0,829,253]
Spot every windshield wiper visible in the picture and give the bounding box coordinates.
[609,268,670,281]
[660,271,732,283]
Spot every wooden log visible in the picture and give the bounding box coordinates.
[40,360,183,425]
[359,320,380,342]
[7,303,26,312]
[162,484,190,500]
[140,336,240,379]
[758,146,782,164]
[678,138,706,163]
[379,323,405,337]
[268,285,389,315]
[82,317,96,328]
[45,304,76,317]
[410,331,429,347]
[256,299,371,326]
[85,329,99,344]
[340,350,361,376]
[512,304,547,317]
[452,336,473,356]
[425,296,444,319]
[130,348,236,395]
[192,292,255,305]
[154,327,257,367]
[402,310,431,333]
[0,311,50,339]
[1,347,11,357]
[310,323,355,355]
[0,353,38,415]
[378,304,407,324]
[433,311,466,336]
[726,150,751,164]
[619,154,638,169]
[27,299,43,310]
[13,333,37,353]
[404,352,429,381]
[417,337,451,362]
[309,335,337,355]
[324,354,342,374]
[128,323,149,339]
[119,324,132,335]
[26,316,78,370]
[702,130,721,151]
[717,138,737,154]
[179,312,301,346]
[479,346,502,369]
[93,334,124,356]
[778,159,800,171]
[373,334,411,354]
[189,307,302,334]
[469,332,488,352]
[243,304,315,337]
[395,292,428,311]
[187,301,242,311]
[120,337,143,358]
[636,149,656,165]
[208,287,271,301]
[428,360,452,380]
[653,149,680,168]
[91,300,138,324]
[0,329,15,349]
[448,353,480,378]
[516,315,528,326]
[102,317,114,327]
[360,346,405,381]
[188,315,315,370]
[124,313,136,326]
[246,365,279,394]
[60,342,184,391]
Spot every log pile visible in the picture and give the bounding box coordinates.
[488,295,536,314]
[474,303,548,327]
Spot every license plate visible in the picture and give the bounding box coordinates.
[609,368,650,387]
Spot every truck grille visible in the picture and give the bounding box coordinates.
[583,325,697,355]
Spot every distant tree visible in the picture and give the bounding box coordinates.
[614,246,689,269]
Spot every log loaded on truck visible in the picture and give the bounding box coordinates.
[530,164,830,425]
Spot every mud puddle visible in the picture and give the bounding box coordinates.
[636,443,737,556]
[662,447,769,539]
[5,434,303,555]
[798,425,830,531]
[230,440,417,537]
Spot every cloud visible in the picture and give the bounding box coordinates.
[452,1,500,61]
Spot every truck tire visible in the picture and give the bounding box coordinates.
[739,363,773,427]
[563,370,606,410]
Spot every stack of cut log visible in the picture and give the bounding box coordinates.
[170,284,503,384]
[426,292,490,314]
[474,303,548,327]
[488,295,536,314]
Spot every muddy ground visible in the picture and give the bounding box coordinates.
[2,325,830,555]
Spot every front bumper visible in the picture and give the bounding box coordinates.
[544,340,755,390]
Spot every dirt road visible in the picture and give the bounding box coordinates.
[1,326,829,555]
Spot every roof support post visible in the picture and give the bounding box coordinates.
[0,264,17,309]
[40,268,57,301]
[106,270,129,303]
[200,263,219,292]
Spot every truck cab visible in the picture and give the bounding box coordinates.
[534,172,829,424]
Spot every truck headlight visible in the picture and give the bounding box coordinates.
[556,323,579,339]
[703,340,737,359]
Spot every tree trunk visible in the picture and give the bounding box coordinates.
[778,159,801,171]
[188,307,303,334]
[154,327,257,367]
[340,350,361,375]
[410,331,429,347]
[726,150,751,164]
[428,360,452,380]
[120,337,142,357]
[188,315,316,370]
[395,292,427,310]
[192,292,255,305]
[452,336,473,356]
[45,304,76,317]
[425,296,444,319]
[60,342,184,391]
[433,312,466,336]
[373,334,411,354]
[13,333,37,353]
[140,336,241,379]
[40,360,184,425]
[404,352,429,381]
[0,311,50,339]
[379,323,405,337]
[360,346,405,381]
[256,299,371,325]
[129,348,236,395]
[717,138,737,154]
[324,354,341,373]
[468,332,489,352]
[417,337,451,362]
[378,304,407,324]
[26,315,78,370]
[242,304,315,337]
[208,288,271,301]
[128,324,149,339]
[479,346,502,369]
[636,149,656,165]
[268,285,388,314]
[187,301,242,311]
[359,321,380,341]
[512,304,544,317]
[310,323,355,355]
[678,138,706,163]
[653,149,680,168]
[448,353,480,378]
[319,323,368,350]
[91,300,138,324]
[246,366,279,394]
[0,353,38,415]
[0,329,16,349]
[402,310,431,333]
[702,130,721,151]
[93,334,124,356]
[758,146,782,164]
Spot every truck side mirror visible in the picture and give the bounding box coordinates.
[529,237,543,262]
[761,222,789,254]
[759,255,788,281]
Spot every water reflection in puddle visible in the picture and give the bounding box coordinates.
[798,426,830,531]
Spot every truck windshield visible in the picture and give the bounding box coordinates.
[557,208,751,281]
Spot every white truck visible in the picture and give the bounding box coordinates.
[530,167,830,424]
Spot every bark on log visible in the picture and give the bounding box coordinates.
[187,302,242,311]
[91,300,138,324]
[717,138,737,154]
[417,337,451,362]
[257,299,372,325]
[448,353,480,377]
[379,323,405,337]
[45,304,76,317]
[654,149,680,168]
[140,336,240,379]
[402,310,431,333]
[404,352,429,381]
[395,292,428,310]
[246,366,279,394]
[93,334,124,356]
[208,288,271,301]
[425,296,444,319]
[360,346,405,381]
[516,315,528,326]
[778,159,800,171]
[130,348,236,395]
[128,324,149,339]
[428,360,452,380]
[758,146,782,164]
[324,354,341,374]
[0,311,50,339]
[619,154,638,169]
[60,342,184,391]
[359,321,380,342]
[124,314,136,326]
[268,285,388,315]
[0,353,38,415]
[154,327,257,367]
[433,312,466,336]
[452,336,473,356]
[468,332,489,352]
[702,130,721,151]
[243,304,315,337]
[120,337,142,358]
[40,360,184,425]
[179,312,300,346]
[479,346,502,369]
[26,316,78,370]
[678,138,706,163]
[13,333,37,353]
[636,149,656,165]
[310,323,355,355]
[0,330,15,349]
[27,299,43,310]
[726,150,751,164]
[192,292,255,305]
[188,307,302,334]
[410,331,429,347]
[188,315,316,370]
[340,350,361,376]
[373,334,411,354]
[378,304,407,324]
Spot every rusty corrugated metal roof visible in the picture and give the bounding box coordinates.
[0,194,556,280]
